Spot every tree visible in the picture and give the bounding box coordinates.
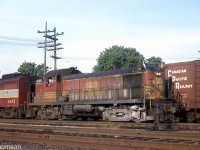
[35,64,47,77]
[145,56,164,65]
[18,61,49,76]
[93,45,144,72]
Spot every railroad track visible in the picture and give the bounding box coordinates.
[0,130,199,150]
[0,122,199,141]
[0,119,199,130]
[0,119,199,150]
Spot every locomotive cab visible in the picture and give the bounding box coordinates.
[28,67,82,119]
[33,67,81,103]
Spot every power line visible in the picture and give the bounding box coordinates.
[0,35,37,47]
[0,41,36,47]
[0,35,37,42]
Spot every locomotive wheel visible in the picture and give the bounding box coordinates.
[81,117,88,121]
[92,117,100,121]
[71,117,78,121]
[194,114,200,123]
[196,118,200,123]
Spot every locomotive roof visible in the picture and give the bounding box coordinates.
[1,73,40,82]
[0,75,26,83]
[45,67,82,78]
[63,64,162,80]
[2,73,30,80]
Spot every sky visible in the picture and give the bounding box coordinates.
[0,0,200,77]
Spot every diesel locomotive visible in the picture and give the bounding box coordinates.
[0,61,199,122]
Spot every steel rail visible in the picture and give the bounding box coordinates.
[0,119,199,131]
[0,131,199,150]
[0,123,199,142]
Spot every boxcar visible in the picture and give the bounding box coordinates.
[164,60,200,122]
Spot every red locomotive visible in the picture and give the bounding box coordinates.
[0,61,199,122]
[59,65,165,122]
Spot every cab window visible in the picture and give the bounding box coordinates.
[47,77,53,86]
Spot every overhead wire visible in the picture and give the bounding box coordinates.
[0,35,198,61]
[0,35,37,47]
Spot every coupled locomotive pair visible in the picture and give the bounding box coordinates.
[0,60,199,122]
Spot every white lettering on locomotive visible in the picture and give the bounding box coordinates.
[7,99,16,104]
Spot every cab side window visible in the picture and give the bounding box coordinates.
[47,77,53,86]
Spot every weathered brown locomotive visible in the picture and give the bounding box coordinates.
[0,61,199,122]
[0,64,171,122]
[28,64,169,122]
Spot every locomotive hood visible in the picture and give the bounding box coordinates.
[45,67,82,78]
[132,63,163,72]
[63,63,163,80]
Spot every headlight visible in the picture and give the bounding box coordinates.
[156,72,161,76]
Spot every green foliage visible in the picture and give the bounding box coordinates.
[17,61,49,76]
[145,56,164,65]
[93,45,144,72]
[35,64,47,77]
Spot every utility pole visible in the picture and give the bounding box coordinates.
[37,22,64,75]
[37,21,54,76]
[47,27,64,70]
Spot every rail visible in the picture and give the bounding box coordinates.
[0,121,199,150]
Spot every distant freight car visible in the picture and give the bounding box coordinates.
[164,60,200,122]
[0,73,37,118]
